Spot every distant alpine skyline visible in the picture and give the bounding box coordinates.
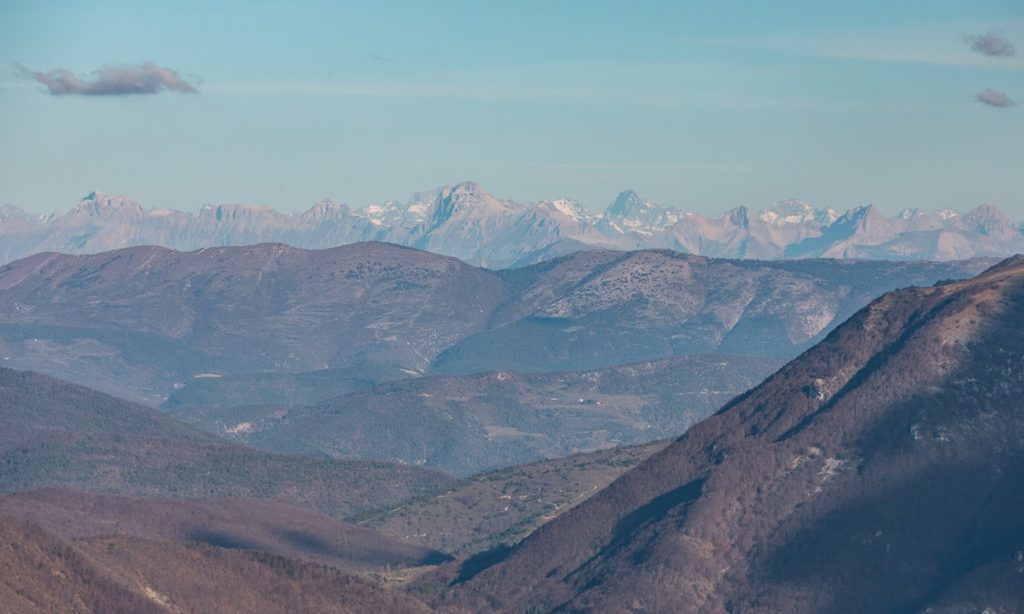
[2,182,1021,268]
[1,0,1022,217]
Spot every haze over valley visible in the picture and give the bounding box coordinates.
[2,0,1022,611]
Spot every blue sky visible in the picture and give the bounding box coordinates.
[1,0,1022,216]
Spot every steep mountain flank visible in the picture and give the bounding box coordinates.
[442,256,1024,613]
[357,440,668,557]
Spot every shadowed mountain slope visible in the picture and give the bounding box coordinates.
[439,255,1024,613]
[0,489,449,571]
[0,367,453,517]
[0,516,432,613]
[356,440,669,557]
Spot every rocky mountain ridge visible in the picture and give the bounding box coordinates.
[2,182,1020,266]
[0,243,992,406]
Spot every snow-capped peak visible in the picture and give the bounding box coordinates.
[362,199,424,227]
[2,181,1020,268]
[70,191,144,217]
[759,199,836,227]
[600,190,679,233]
[544,198,592,220]
[605,190,654,218]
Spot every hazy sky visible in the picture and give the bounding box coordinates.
[1,0,1022,216]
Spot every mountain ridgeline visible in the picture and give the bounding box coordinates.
[2,250,1022,610]
[0,242,991,407]
[435,256,1024,613]
[2,182,1021,267]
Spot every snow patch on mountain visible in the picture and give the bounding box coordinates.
[1,184,1021,267]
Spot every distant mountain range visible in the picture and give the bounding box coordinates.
[0,243,990,409]
[2,182,1021,266]
[0,242,994,475]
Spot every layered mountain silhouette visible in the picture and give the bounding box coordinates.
[2,182,1020,266]
[0,243,991,407]
[2,245,1022,611]
[0,365,469,610]
[437,255,1024,612]
[0,367,452,517]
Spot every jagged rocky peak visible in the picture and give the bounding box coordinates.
[1,182,1021,266]
[605,189,657,217]
[839,203,890,229]
[760,199,837,227]
[428,180,520,225]
[301,198,351,221]
[446,180,512,209]
[199,202,281,222]
[963,203,1016,238]
[724,205,751,228]
[70,191,144,217]
[601,190,679,233]
[448,179,487,198]
[536,197,593,220]
[362,200,408,226]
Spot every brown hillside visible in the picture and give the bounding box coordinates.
[0,367,453,517]
[0,516,431,613]
[0,489,449,571]
[440,255,1024,612]
[358,440,668,557]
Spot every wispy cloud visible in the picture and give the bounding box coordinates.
[16,62,198,96]
[964,29,1016,58]
[976,89,1016,108]
[701,21,1024,70]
